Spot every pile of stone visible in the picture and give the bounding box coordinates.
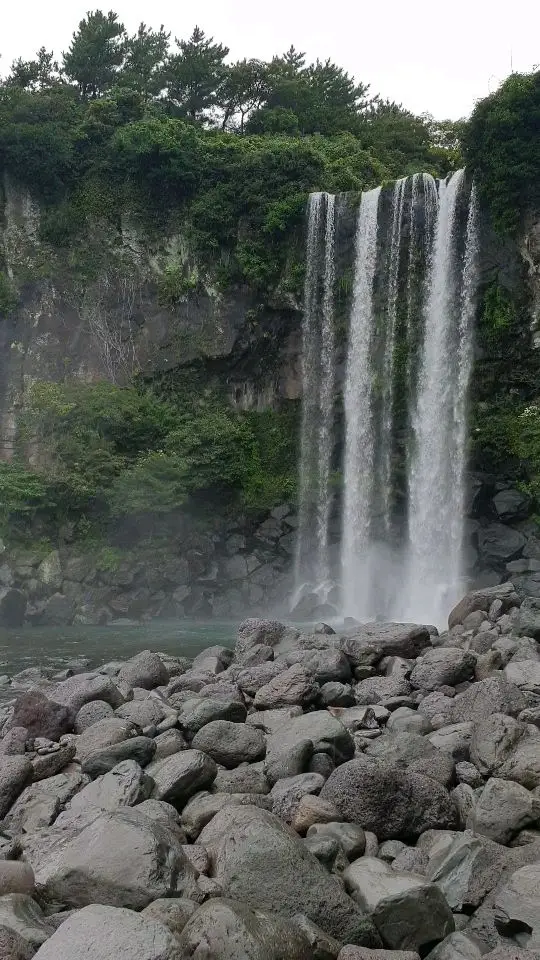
[0,581,539,958]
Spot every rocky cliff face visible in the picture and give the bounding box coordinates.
[0,176,302,458]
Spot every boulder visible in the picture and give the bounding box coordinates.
[117,651,169,690]
[338,950,420,960]
[270,773,325,824]
[320,758,457,841]
[214,764,269,795]
[425,830,505,909]
[81,735,156,776]
[306,822,366,860]
[493,489,532,522]
[354,676,411,705]
[254,664,319,709]
[192,720,266,768]
[0,863,35,898]
[424,931,485,959]
[236,662,286,695]
[504,660,540,693]
[11,692,75,741]
[0,926,33,960]
[4,764,87,834]
[448,584,519,629]
[153,729,188,761]
[74,700,114,733]
[343,857,454,952]
[0,588,26,628]
[178,697,247,737]
[428,723,473,762]
[178,898,313,960]
[199,804,381,945]
[497,733,540,788]
[236,619,300,658]
[469,713,527,776]
[32,742,76,781]
[477,525,526,567]
[387,708,433,735]
[75,717,135,764]
[282,649,352,684]
[293,795,343,834]
[470,778,540,844]
[410,648,476,692]
[0,756,32,818]
[115,698,167,728]
[340,624,432,664]
[49,672,125,712]
[31,809,198,909]
[450,678,526,724]
[0,895,54,950]
[494,863,540,948]
[265,710,354,770]
[32,904,183,960]
[516,598,540,639]
[142,898,198,938]
[365,732,455,786]
[148,749,217,806]
[59,760,152,821]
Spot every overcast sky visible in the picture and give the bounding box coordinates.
[1,0,539,119]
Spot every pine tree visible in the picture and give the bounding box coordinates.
[63,10,126,100]
[166,26,229,121]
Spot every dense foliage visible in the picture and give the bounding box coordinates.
[0,12,459,293]
[463,70,540,233]
[0,380,298,536]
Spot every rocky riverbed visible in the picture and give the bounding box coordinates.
[0,584,539,958]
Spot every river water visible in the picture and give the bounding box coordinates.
[0,620,238,688]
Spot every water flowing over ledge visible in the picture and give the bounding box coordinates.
[295,171,480,628]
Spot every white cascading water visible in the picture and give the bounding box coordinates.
[405,171,479,626]
[341,187,381,619]
[294,192,336,598]
[380,177,406,538]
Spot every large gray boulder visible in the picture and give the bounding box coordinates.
[117,651,169,689]
[469,713,528,777]
[504,660,540,693]
[265,710,354,770]
[192,720,266,767]
[410,648,476,692]
[11,692,75,741]
[178,697,247,737]
[320,757,457,841]
[270,773,325,824]
[199,804,381,946]
[75,717,135,764]
[30,809,198,909]
[48,672,126,711]
[81,735,156,776]
[0,756,32,819]
[497,732,540,788]
[0,895,54,951]
[58,760,152,822]
[494,863,540,949]
[236,619,300,658]
[425,831,506,909]
[516,597,540,639]
[340,623,432,666]
[477,525,526,567]
[178,898,313,959]
[33,904,182,959]
[424,931,485,959]
[4,764,87,834]
[343,857,454,953]
[254,664,319,709]
[470,778,540,844]
[282,648,352,684]
[148,749,217,806]
[448,583,518,629]
[365,733,455,786]
[450,678,526,724]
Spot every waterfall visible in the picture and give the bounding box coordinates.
[341,187,381,619]
[295,192,336,595]
[405,171,479,626]
[379,177,406,540]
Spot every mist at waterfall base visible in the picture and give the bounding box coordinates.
[294,172,479,630]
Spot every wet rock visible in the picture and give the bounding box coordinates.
[148,749,217,806]
[118,651,169,690]
[199,805,381,945]
[343,857,454,953]
[32,903,183,959]
[50,672,125,712]
[115,698,167,727]
[320,757,457,841]
[11,692,75,742]
[75,717,135,764]
[192,719,266,767]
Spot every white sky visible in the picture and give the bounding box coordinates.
[1,0,539,119]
